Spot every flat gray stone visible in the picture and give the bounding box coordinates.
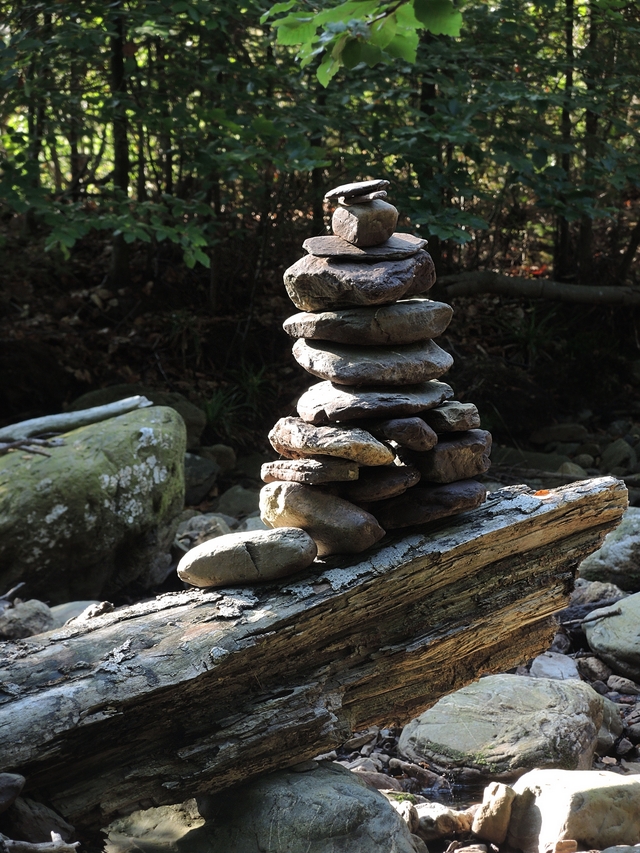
[344,463,420,502]
[339,190,388,205]
[332,199,398,247]
[302,233,427,261]
[410,429,492,483]
[422,401,481,433]
[283,298,452,346]
[292,338,453,386]
[324,179,390,201]
[261,457,359,485]
[579,507,640,592]
[398,674,617,780]
[372,479,486,529]
[260,482,385,557]
[284,251,436,312]
[268,417,394,466]
[297,380,454,425]
[177,527,317,588]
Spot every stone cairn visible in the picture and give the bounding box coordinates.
[259,179,492,557]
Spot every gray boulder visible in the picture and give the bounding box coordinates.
[583,592,640,680]
[398,674,618,779]
[0,407,185,603]
[578,507,640,591]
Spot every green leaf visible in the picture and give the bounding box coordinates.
[360,42,383,66]
[369,15,397,49]
[341,38,363,69]
[317,52,341,87]
[384,30,419,63]
[260,0,296,24]
[413,0,463,36]
[276,21,318,45]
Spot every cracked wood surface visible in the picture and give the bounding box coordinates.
[0,477,626,829]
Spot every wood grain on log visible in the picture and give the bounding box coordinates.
[0,478,626,829]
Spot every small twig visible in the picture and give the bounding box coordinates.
[0,583,25,602]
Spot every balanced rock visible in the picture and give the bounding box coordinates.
[260,481,385,556]
[302,233,427,262]
[368,416,438,452]
[423,400,481,433]
[324,179,390,201]
[344,463,420,502]
[398,674,616,779]
[292,338,453,386]
[261,457,359,485]
[283,251,435,312]
[177,527,317,588]
[339,190,388,205]
[373,480,487,529]
[268,417,394,466]
[507,769,640,853]
[297,379,453,425]
[283,298,453,347]
[332,198,399,247]
[410,429,492,483]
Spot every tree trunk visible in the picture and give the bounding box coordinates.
[555,0,574,280]
[0,477,625,831]
[109,9,130,288]
[577,0,599,283]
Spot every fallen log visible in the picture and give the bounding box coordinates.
[0,477,626,830]
[439,270,640,305]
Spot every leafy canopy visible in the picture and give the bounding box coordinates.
[262,0,463,85]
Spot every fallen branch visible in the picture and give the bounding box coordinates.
[0,833,79,853]
[0,397,153,442]
[439,270,640,305]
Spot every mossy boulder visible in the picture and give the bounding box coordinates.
[0,407,185,604]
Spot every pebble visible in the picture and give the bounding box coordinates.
[422,400,481,433]
[302,233,427,261]
[283,251,435,312]
[292,337,453,386]
[283,298,452,347]
[297,379,454,425]
[259,481,385,557]
[268,416,394,466]
[177,527,317,588]
[331,198,399,247]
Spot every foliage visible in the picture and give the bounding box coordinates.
[0,0,639,293]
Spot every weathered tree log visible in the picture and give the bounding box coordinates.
[439,270,640,304]
[0,477,626,830]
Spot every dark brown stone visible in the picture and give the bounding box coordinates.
[372,480,487,529]
[409,429,492,483]
[261,457,359,485]
[344,464,421,502]
[371,417,438,452]
[302,233,427,262]
[422,401,481,433]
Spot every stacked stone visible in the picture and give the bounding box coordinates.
[259,179,491,557]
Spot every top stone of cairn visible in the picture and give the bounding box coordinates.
[324,179,390,202]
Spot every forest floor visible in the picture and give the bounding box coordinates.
[2,222,640,453]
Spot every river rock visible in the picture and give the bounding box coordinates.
[530,423,590,444]
[368,417,438,452]
[174,513,233,553]
[283,251,436,312]
[260,482,385,557]
[578,507,640,591]
[422,401,481,433]
[332,198,399,247]
[297,380,453,425]
[507,769,640,853]
[583,592,640,680]
[325,179,390,200]
[0,407,185,604]
[261,457,359,485]
[0,773,25,814]
[529,651,580,680]
[0,599,54,639]
[216,484,260,517]
[472,782,516,844]
[269,417,394,466]
[177,527,317,588]
[373,479,487,529]
[410,429,492,483]
[302,233,427,262]
[105,800,205,853]
[292,338,453,386]
[284,299,453,347]
[191,762,418,853]
[600,438,637,473]
[398,674,616,779]
[184,452,220,505]
[344,463,421,502]
[3,796,75,843]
